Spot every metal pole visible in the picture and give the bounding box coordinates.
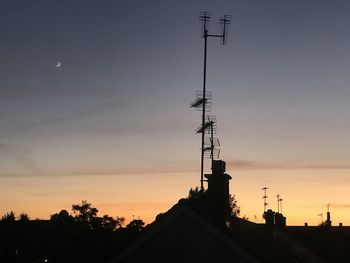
[201,29,208,191]
[211,121,214,166]
[280,199,283,214]
[262,187,268,213]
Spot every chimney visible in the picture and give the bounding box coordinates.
[263,209,275,228]
[274,212,286,228]
[205,160,232,224]
[263,209,286,229]
[325,211,332,227]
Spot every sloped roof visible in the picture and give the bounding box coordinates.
[111,199,328,263]
[110,199,262,263]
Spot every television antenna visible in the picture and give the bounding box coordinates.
[262,187,268,213]
[279,197,283,214]
[202,116,221,162]
[318,213,323,224]
[191,11,231,191]
[277,194,283,213]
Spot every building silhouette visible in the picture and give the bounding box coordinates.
[110,159,350,263]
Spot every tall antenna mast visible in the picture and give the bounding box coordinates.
[279,196,283,214]
[318,213,323,224]
[262,187,268,213]
[277,194,283,213]
[191,12,231,191]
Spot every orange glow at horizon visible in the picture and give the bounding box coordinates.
[232,168,350,226]
[1,168,349,226]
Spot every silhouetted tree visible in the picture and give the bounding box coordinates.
[18,212,30,221]
[187,186,205,201]
[71,201,125,232]
[1,211,16,222]
[126,219,145,232]
[72,200,99,228]
[51,209,73,223]
[187,187,208,210]
[98,215,125,231]
[115,216,125,228]
[229,194,240,217]
[187,188,240,218]
[99,215,116,230]
[0,202,141,263]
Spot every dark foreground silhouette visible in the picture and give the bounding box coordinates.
[2,197,350,263]
[0,201,145,263]
[2,184,350,263]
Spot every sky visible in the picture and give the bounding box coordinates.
[1,0,350,226]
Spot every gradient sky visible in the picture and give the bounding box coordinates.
[1,0,350,226]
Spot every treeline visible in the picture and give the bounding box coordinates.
[0,200,145,263]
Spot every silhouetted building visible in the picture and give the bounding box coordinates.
[325,211,332,228]
[111,200,262,263]
[110,199,332,263]
[111,159,337,263]
[275,212,286,228]
[263,209,286,229]
[264,209,275,228]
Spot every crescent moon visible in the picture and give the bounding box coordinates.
[56,62,61,68]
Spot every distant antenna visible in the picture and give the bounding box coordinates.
[262,187,268,213]
[318,213,323,224]
[325,203,332,227]
[277,194,283,214]
[279,197,283,214]
[191,11,231,191]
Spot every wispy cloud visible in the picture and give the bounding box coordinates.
[0,142,37,172]
[0,159,197,178]
[70,161,197,177]
[1,100,192,139]
[28,192,52,197]
[1,100,125,138]
[227,159,350,170]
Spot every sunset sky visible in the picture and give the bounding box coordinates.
[1,0,350,226]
